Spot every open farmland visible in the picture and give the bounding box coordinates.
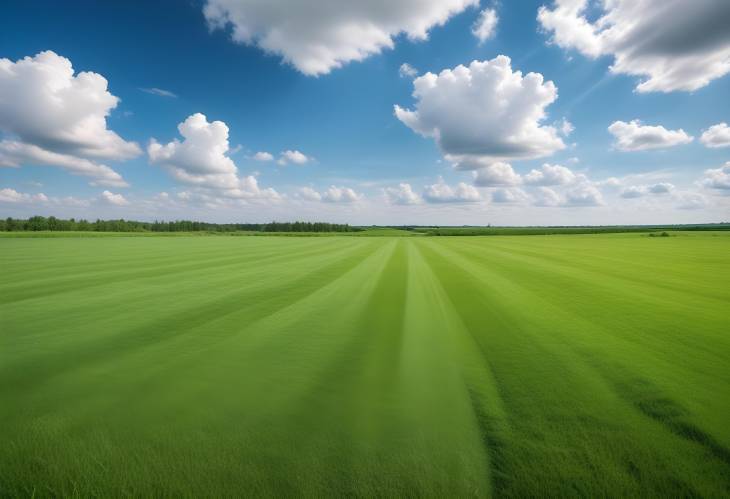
[1,233,729,496]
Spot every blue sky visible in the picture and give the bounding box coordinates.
[1,0,729,224]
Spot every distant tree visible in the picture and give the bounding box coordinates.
[0,216,361,233]
[26,216,49,231]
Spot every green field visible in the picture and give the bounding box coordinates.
[1,233,729,496]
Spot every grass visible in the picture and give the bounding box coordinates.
[1,233,729,496]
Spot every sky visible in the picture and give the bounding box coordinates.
[1,0,729,225]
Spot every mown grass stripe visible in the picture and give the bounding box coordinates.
[418,237,730,496]
[0,233,728,496]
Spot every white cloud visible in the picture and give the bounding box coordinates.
[533,186,562,207]
[140,87,177,98]
[322,185,361,203]
[148,113,280,200]
[384,182,420,204]
[296,186,322,201]
[531,181,604,207]
[620,185,646,199]
[0,51,140,185]
[0,187,48,204]
[472,8,498,43]
[423,177,481,203]
[524,163,577,186]
[700,123,730,148]
[492,188,528,204]
[558,118,574,137]
[99,190,129,206]
[564,183,604,206]
[395,56,565,169]
[596,170,677,190]
[0,140,128,187]
[277,149,310,165]
[648,182,675,194]
[472,162,522,186]
[699,161,730,190]
[253,151,274,161]
[608,120,693,151]
[295,185,362,203]
[399,63,418,78]
[538,0,730,92]
[596,176,622,188]
[204,0,477,76]
[676,192,708,210]
[149,113,238,188]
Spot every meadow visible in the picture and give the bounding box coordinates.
[1,232,729,496]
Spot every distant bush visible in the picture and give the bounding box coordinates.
[409,224,729,236]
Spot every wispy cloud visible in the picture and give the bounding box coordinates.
[140,87,177,98]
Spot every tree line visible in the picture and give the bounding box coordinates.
[0,216,359,233]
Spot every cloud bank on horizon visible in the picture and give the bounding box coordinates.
[1,0,729,225]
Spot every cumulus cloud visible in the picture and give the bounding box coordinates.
[384,182,420,205]
[699,161,730,190]
[395,56,565,169]
[148,113,280,200]
[423,177,481,203]
[648,182,675,194]
[149,113,238,188]
[564,184,604,206]
[295,185,361,202]
[472,8,498,43]
[524,163,577,186]
[253,151,274,161]
[277,150,310,165]
[0,51,140,185]
[399,63,418,78]
[0,188,106,208]
[296,186,322,201]
[619,182,674,198]
[0,141,128,187]
[0,187,48,204]
[204,0,477,75]
[532,182,603,207]
[100,190,129,206]
[700,123,730,148]
[608,120,693,151]
[322,185,361,203]
[492,188,528,204]
[619,185,646,199]
[533,186,562,207]
[472,162,522,186]
[538,0,730,92]
[463,160,606,208]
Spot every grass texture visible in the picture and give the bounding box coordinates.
[1,233,729,496]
